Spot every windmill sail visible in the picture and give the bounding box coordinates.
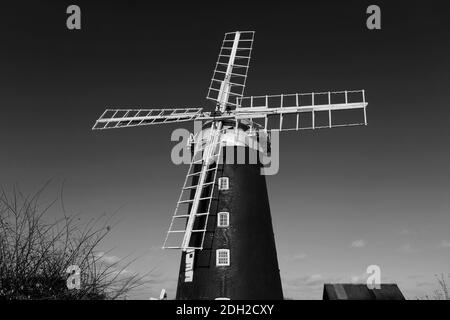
[235,90,368,132]
[207,31,255,111]
[92,108,204,130]
[163,123,224,251]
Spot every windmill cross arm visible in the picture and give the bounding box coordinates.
[92,107,206,130]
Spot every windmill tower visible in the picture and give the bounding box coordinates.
[93,31,368,300]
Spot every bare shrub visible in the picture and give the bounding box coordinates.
[422,274,450,300]
[0,182,149,300]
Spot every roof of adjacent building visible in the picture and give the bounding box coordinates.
[323,284,405,300]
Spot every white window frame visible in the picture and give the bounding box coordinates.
[217,212,230,227]
[216,249,230,266]
[218,177,229,190]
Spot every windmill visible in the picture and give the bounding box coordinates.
[93,31,368,300]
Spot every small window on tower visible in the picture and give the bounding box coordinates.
[218,177,229,190]
[217,212,229,227]
[216,249,230,266]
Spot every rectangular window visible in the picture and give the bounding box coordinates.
[217,212,229,227]
[216,249,230,266]
[218,177,229,190]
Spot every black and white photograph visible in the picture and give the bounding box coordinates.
[1,0,449,315]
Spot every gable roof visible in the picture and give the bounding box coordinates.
[323,284,405,300]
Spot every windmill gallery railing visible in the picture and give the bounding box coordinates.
[235,90,367,132]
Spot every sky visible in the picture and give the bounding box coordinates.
[1,1,449,299]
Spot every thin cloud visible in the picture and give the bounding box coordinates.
[95,251,121,265]
[110,268,131,276]
[415,280,435,288]
[305,274,324,286]
[407,274,425,280]
[439,240,450,248]
[283,274,326,289]
[350,240,366,248]
[282,253,308,262]
[399,243,414,253]
[283,274,348,289]
[350,273,370,284]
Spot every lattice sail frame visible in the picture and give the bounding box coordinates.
[92,108,204,130]
[234,90,368,134]
[163,123,225,251]
[207,31,255,111]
